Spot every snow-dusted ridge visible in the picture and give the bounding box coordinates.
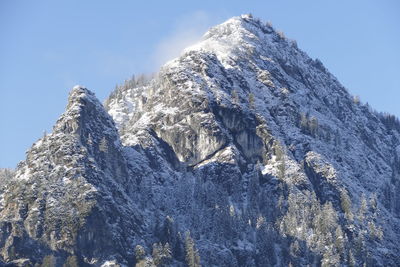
[103,14,400,265]
[1,15,400,266]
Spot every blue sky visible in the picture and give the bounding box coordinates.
[0,0,399,168]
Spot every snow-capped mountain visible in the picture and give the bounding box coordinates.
[1,14,399,266]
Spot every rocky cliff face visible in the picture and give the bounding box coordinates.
[1,15,400,266]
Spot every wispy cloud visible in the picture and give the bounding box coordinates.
[151,11,220,69]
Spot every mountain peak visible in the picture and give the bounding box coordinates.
[2,15,400,266]
[72,84,86,91]
[51,86,119,147]
[205,13,265,35]
[66,85,98,111]
[173,15,290,74]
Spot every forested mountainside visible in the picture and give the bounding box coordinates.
[1,15,400,266]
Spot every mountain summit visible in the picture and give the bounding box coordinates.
[1,15,400,266]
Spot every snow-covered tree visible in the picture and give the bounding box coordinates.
[135,245,146,262]
[358,193,368,222]
[63,255,79,267]
[340,189,353,221]
[99,137,108,152]
[185,232,200,267]
[152,242,171,266]
[87,133,93,146]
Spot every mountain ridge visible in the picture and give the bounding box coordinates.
[1,14,399,266]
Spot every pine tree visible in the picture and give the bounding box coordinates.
[300,113,308,132]
[41,255,56,267]
[274,141,283,161]
[152,242,171,266]
[289,240,300,257]
[135,245,146,262]
[309,116,318,136]
[368,221,383,240]
[353,95,360,105]
[274,141,285,181]
[340,189,353,221]
[334,226,345,255]
[369,193,378,215]
[99,137,108,152]
[63,255,79,267]
[231,90,239,104]
[87,133,93,146]
[347,250,356,267]
[358,193,368,222]
[152,243,162,266]
[185,232,201,267]
[334,129,341,147]
[277,157,286,181]
[248,93,255,109]
[321,247,340,267]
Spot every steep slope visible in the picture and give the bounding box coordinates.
[105,14,400,266]
[0,87,149,265]
[1,15,400,266]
